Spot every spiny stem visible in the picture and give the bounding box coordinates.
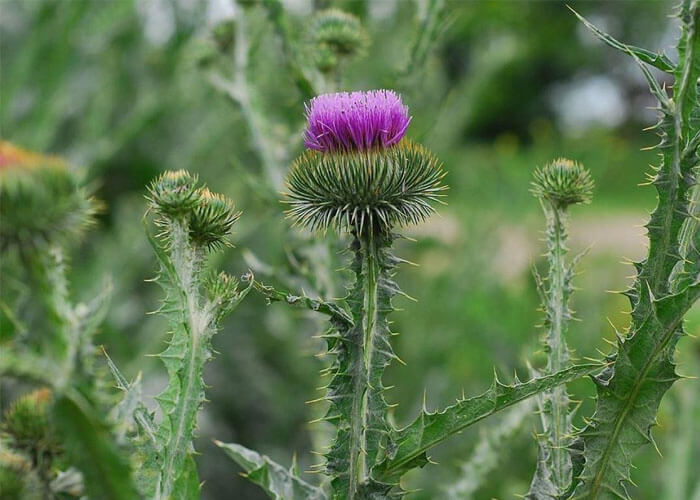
[157,219,206,500]
[358,228,380,485]
[348,228,382,498]
[32,246,79,389]
[544,203,573,492]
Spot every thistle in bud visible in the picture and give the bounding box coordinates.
[189,188,240,249]
[286,90,446,233]
[0,141,98,251]
[2,388,58,456]
[310,9,369,74]
[147,172,239,249]
[147,169,200,217]
[282,91,446,498]
[531,158,594,208]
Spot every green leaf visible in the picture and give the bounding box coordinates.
[571,3,700,497]
[248,274,353,326]
[371,363,602,488]
[53,390,139,500]
[320,230,402,499]
[571,284,700,500]
[570,8,675,73]
[215,441,326,500]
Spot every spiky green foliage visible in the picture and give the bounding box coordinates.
[285,140,446,233]
[526,160,594,499]
[368,363,602,495]
[0,144,98,252]
[569,4,700,498]
[215,441,326,500]
[317,229,400,499]
[134,170,251,499]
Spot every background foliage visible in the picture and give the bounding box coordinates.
[1,0,699,499]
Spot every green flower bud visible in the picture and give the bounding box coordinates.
[310,9,369,73]
[285,139,446,233]
[531,158,594,207]
[189,188,240,249]
[2,389,58,455]
[0,141,98,252]
[147,170,201,217]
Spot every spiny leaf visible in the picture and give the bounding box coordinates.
[445,399,534,500]
[370,363,602,488]
[570,8,675,73]
[215,441,326,500]
[247,273,353,326]
[571,283,700,500]
[571,3,700,497]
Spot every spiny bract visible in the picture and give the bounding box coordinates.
[531,158,594,207]
[285,139,446,232]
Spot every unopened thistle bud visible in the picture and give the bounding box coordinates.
[0,141,98,251]
[189,188,240,249]
[147,171,240,250]
[531,158,594,208]
[147,170,201,217]
[286,90,446,233]
[310,9,369,73]
[2,389,58,455]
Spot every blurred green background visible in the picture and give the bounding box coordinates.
[1,0,699,498]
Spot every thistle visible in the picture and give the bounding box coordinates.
[289,90,444,234]
[527,159,594,498]
[108,170,251,499]
[0,141,98,252]
[220,90,600,500]
[0,143,138,499]
[290,90,443,498]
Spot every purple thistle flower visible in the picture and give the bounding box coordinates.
[303,90,411,153]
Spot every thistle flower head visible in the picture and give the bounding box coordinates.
[531,158,594,207]
[303,90,411,153]
[0,141,98,251]
[286,140,446,233]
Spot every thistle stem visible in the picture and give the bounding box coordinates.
[340,227,392,499]
[543,202,572,493]
[157,219,207,500]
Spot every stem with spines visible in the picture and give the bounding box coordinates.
[325,227,397,499]
[527,201,577,499]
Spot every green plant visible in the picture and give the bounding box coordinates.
[106,170,251,499]
[216,90,601,499]
[0,142,137,499]
[526,159,594,498]
[564,4,700,498]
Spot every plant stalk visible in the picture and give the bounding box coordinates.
[543,202,573,493]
